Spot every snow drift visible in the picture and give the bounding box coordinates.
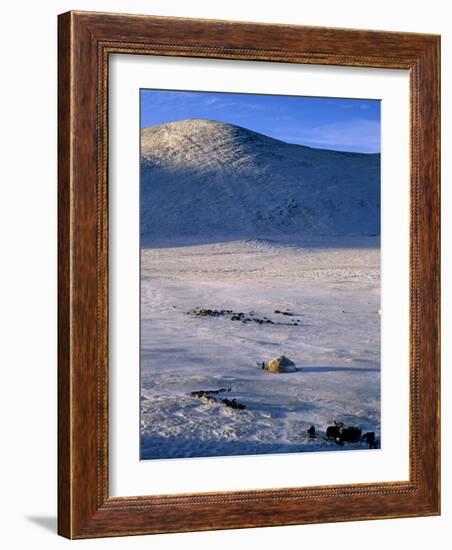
[140,118,380,244]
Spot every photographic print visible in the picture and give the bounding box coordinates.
[140,90,381,460]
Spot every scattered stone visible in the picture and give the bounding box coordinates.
[190,388,246,410]
[266,355,297,373]
[190,388,231,397]
[326,425,341,440]
[189,307,234,317]
[326,422,362,445]
[221,398,246,410]
[362,431,378,448]
[307,425,316,438]
[187,307,302,327]
[339,426,362,443]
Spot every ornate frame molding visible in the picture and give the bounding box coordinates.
[58,11,440,538]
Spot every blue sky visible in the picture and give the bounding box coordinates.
[140,89,380,153]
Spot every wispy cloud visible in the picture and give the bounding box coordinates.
[281,119,380,153]
[140,90,380,153]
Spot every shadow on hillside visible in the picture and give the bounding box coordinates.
[300,366,379,373]
[141,235,381,250]
[139,434,362,462]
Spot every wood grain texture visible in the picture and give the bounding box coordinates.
[57,10,440,539]
[57,11,72,539]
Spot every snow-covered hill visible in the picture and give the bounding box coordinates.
[140,119,380,244]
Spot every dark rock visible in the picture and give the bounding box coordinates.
[362,432,378,448]
[339,427,362,443]
[190,388,231,397]
[326,425,341,440]
[187,307,302,327]
[222,398,246,410]
[327,425,362,445]
[190,388,245,410]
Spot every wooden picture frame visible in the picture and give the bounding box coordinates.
[58,10,440,539]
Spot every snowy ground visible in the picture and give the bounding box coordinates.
[140,236,380,460]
